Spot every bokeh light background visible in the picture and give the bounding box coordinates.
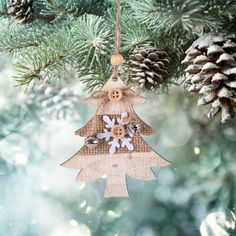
[0,57,236,236]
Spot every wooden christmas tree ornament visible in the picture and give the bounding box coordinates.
[61,0,170,197]
[61,75,170,197]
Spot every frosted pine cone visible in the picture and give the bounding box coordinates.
[182,34,236,123]
[129,46,169,89]
[26,83,81,121]
[8,0,34,24]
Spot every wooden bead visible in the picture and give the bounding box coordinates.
[111,125,125,139]
[111,54,124,66]
[108,89,123,101]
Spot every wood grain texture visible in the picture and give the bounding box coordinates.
[84,76,146,112]
[76,169,102,182]
[104,174,129,197]
[62,151,170,197]
[62,151,170,169]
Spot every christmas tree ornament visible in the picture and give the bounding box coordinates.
[182,34,236,123]
[62,0,170,197]
[8,0,34,24]
[129,46,170,89]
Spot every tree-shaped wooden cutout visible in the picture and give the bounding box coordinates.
[62,75,170,197]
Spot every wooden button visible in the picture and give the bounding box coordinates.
[111,125,125,139]
[108,89,122,101]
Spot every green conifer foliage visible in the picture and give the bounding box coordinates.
[0,0,235,90]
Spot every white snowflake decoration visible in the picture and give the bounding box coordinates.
[97,112,134,154]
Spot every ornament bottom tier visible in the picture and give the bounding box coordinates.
[62,152,169,197]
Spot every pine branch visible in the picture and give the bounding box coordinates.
[200,0,236,33]
[71,14,113,69]
[34,0,108,19]
[126,0,236,82]
[0,0,109,24]
[1,14,113,88]
[0,19,60,55]
[153,30,196,80]
[1,0,235,92]
[201,0,234,14]
[79,61,113,91]
[220,14,236,34]
[128,0,220,34]
[206,0,236,33]
[14,29,76,86]
[105,7,151,53]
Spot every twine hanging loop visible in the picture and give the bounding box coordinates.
[111,0,124,79]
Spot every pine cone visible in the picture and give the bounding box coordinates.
[129,46,169,89]
[182,34,236,123]
[8,0,34,24]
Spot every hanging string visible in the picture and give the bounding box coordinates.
[115,0,121,55]
[112,0,122,80]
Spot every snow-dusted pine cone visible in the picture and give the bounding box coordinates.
[8,0,34,24]
[182,35,236,123]
[26,83,81,121]
[129,46,169,89]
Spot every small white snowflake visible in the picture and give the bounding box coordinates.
[97,112,134,154]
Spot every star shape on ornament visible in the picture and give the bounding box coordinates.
[97,112,134,154]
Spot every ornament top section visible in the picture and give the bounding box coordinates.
[85,76,146,115]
